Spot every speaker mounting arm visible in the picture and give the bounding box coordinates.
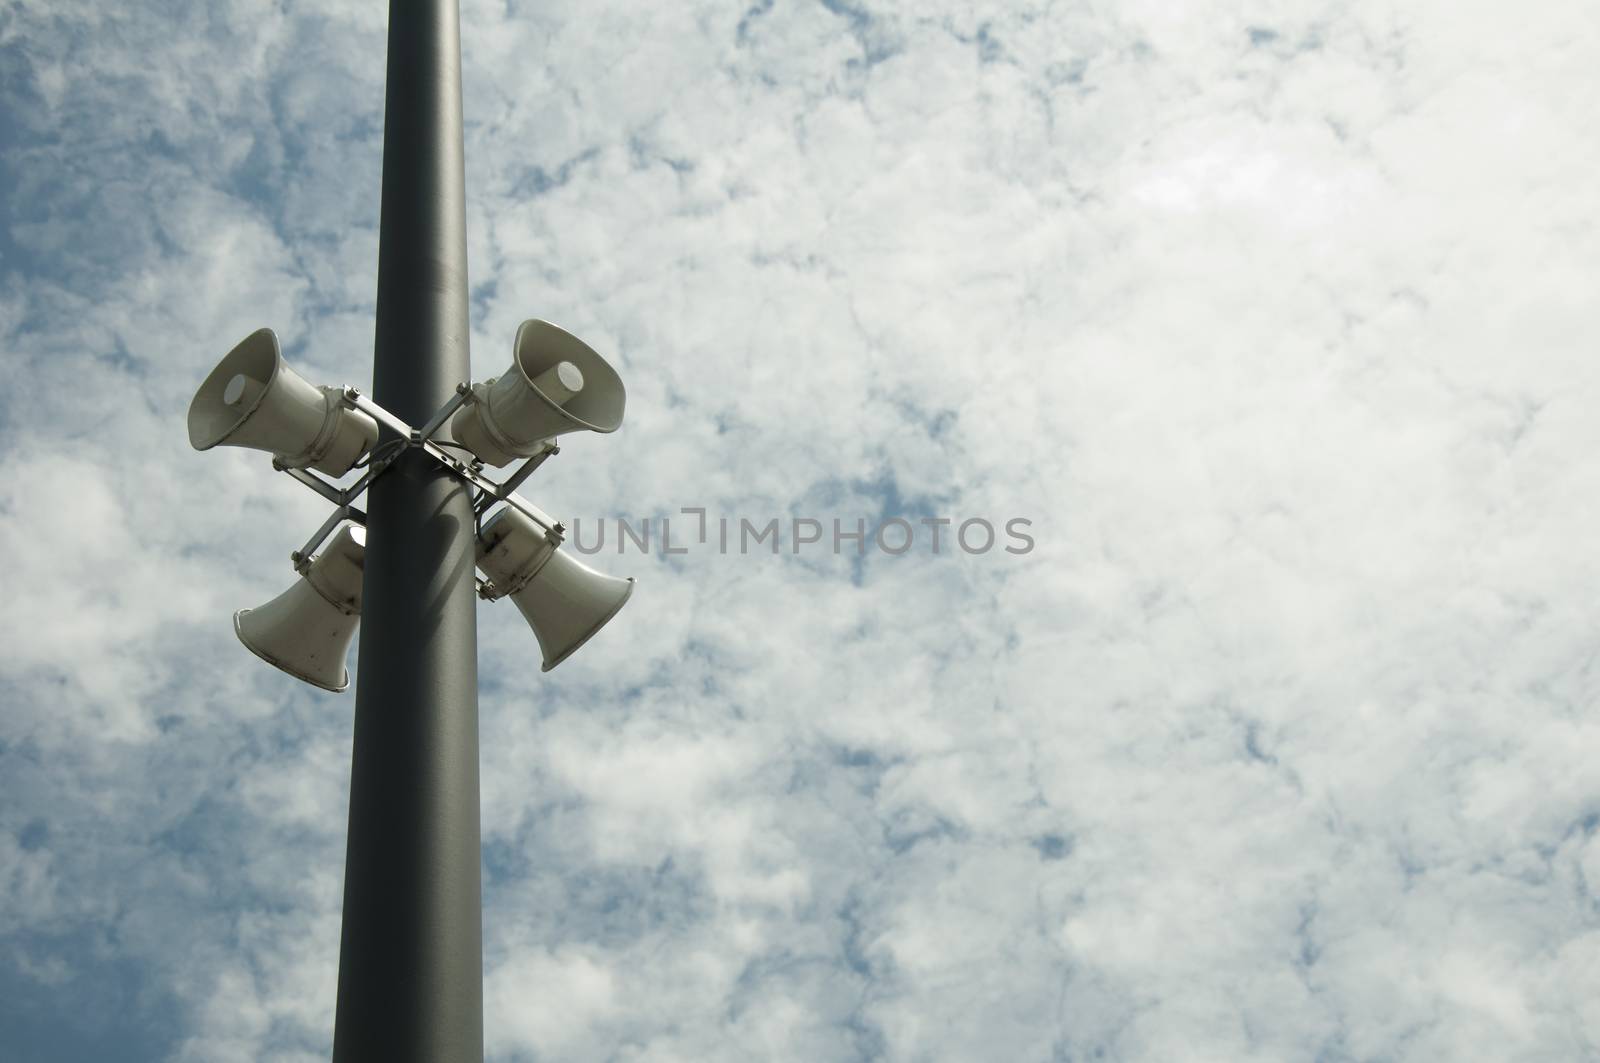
[273,384,567,574]
[471,441,558,518]
[291,504,367,574]
[279,465,347,506]
[414,383,474,445]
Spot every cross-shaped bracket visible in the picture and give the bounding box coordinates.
[275,384,564,590]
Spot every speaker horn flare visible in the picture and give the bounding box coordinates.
[188,328,378,476]
[476,506,633,670]
[451,319,626,467]
[235,524,367,692]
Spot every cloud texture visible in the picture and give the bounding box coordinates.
[3,0,1600,1059]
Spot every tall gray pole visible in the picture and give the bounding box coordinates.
[332,0,482,1057]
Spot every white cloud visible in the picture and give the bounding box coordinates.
[4,0,1600,1060]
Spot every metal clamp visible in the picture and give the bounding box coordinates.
[290,504,367,573]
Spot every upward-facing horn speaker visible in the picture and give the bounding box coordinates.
[451,319,626,467]
[476,506,633,671]
[188,328,378,476]
[235,524,366,692]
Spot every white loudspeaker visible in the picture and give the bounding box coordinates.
[451,319,626,467]
[477,506,633,671]
[189,328,379,477]
[235,524,366,692]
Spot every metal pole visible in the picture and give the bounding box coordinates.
[333,0,482,1056]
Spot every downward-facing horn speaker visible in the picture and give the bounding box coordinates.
[476,506,633,671]
[188,328,378,476]
[235,524,366,692]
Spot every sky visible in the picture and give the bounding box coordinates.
[3,0,1600,1059]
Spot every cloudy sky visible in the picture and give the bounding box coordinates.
[4,0,1600,1059]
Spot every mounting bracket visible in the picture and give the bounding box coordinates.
[273,383,563,573]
